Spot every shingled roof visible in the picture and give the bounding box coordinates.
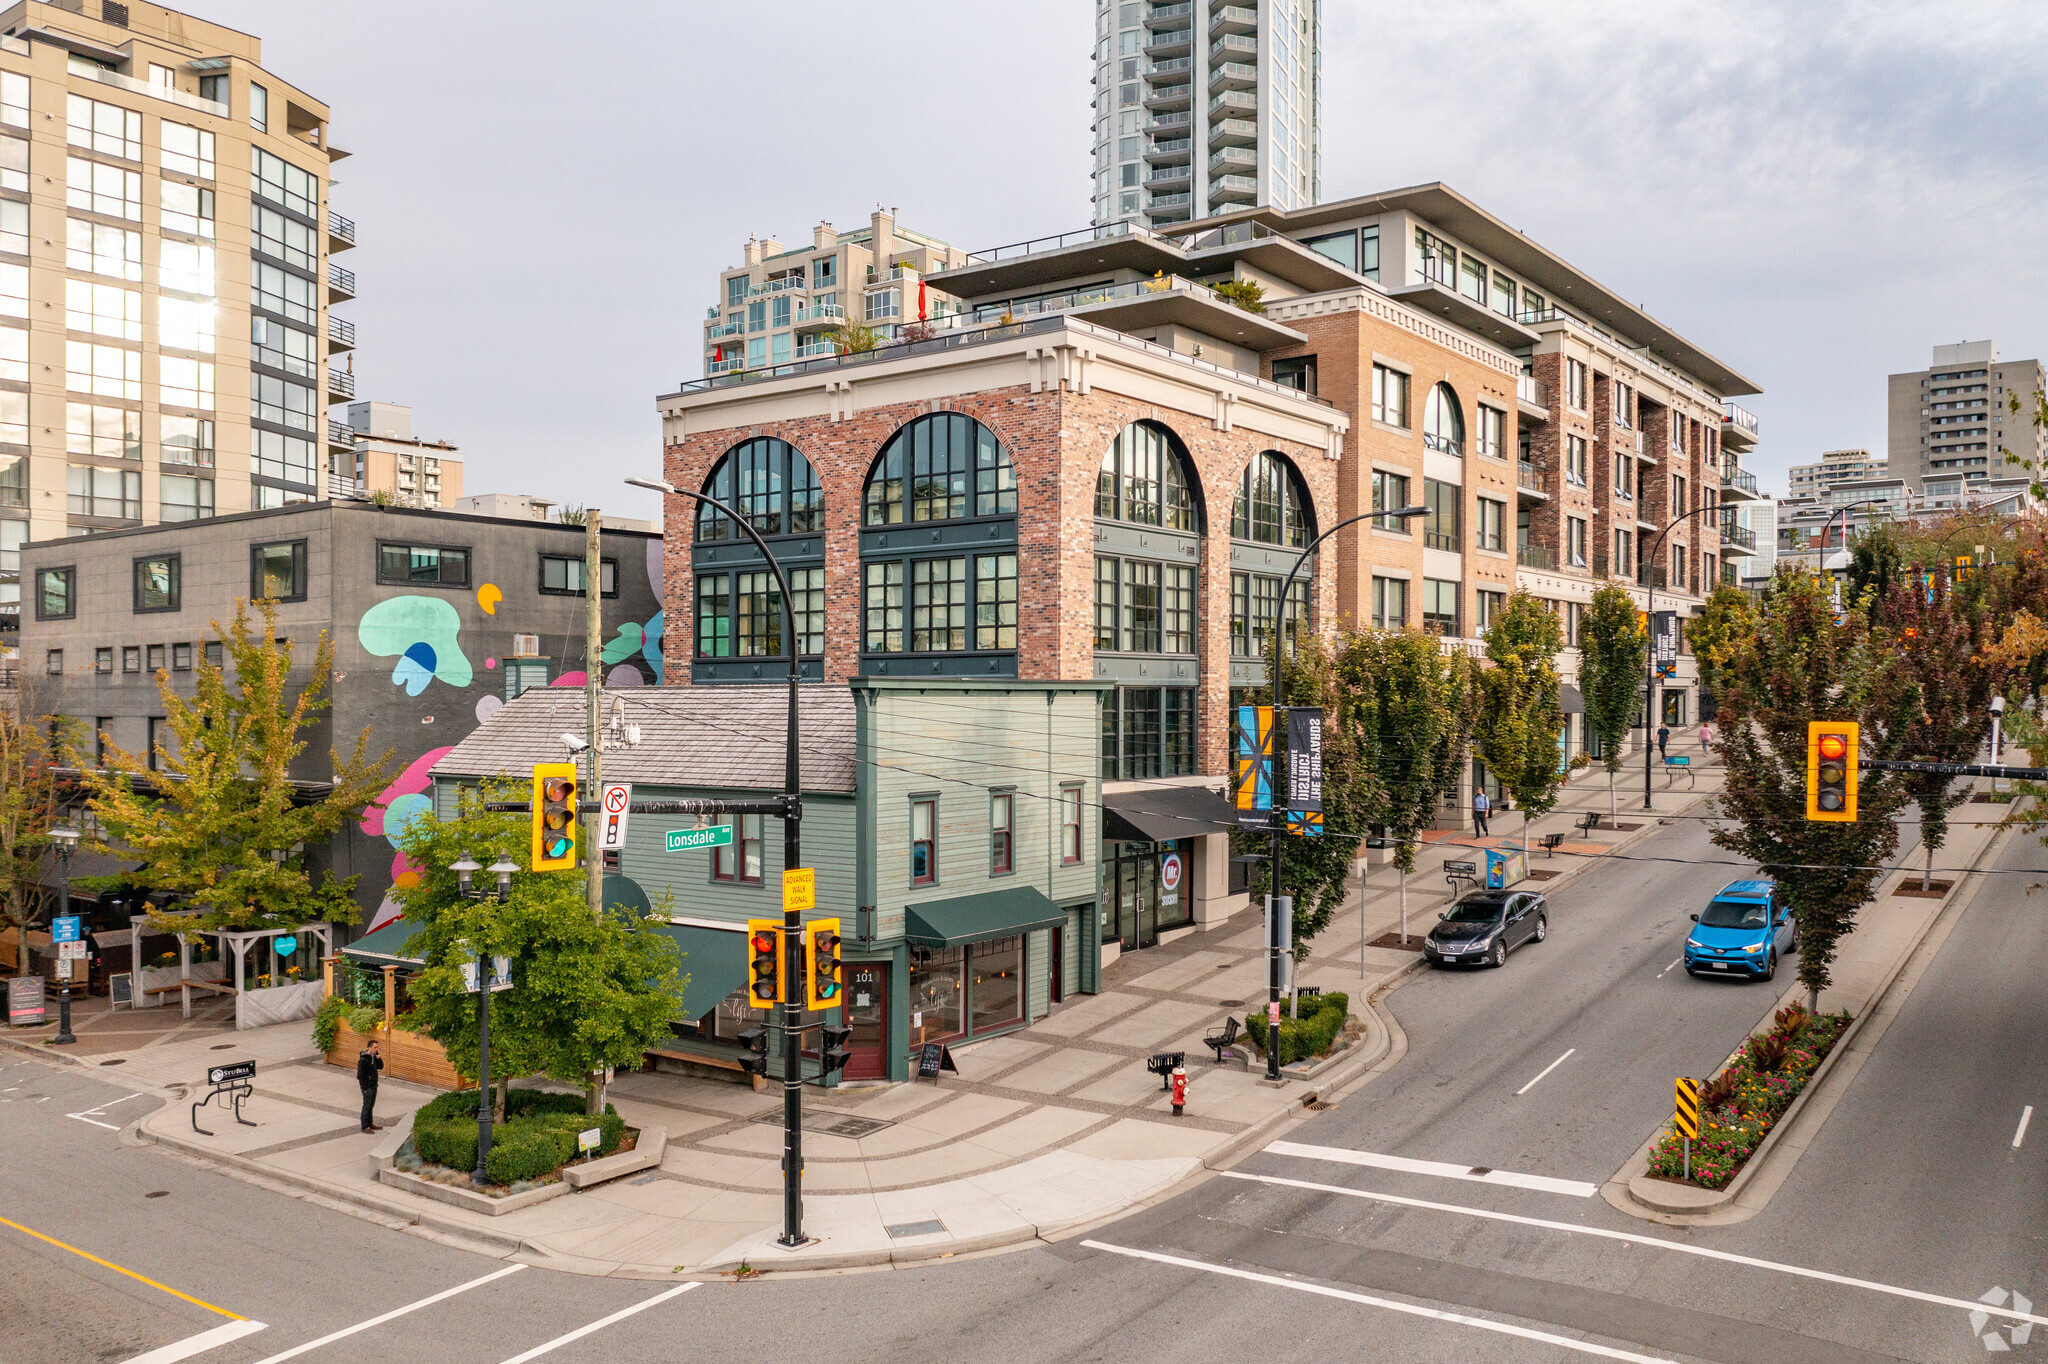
[431,685,858,793]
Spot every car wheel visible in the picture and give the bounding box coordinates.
[1491,940,1508,968]
[1760,950,1776,982]
[1532,914,1548,944]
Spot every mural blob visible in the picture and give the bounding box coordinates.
[477,583,503,615]
[359,597,473,693]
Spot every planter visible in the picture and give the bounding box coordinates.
[326,1019,466,1090]
[235,979,324,1030]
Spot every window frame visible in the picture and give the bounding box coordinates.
[94,646,113,674]
[710,813,763,885]
[989,790,1015,876]
[375,540,471,589]
[1060,784,1084,866]
[36,565,77,620]
[911,797,938,887]
[1476,497,1505,553]
[537,553,620,599]
[249,538,307,603]
[1371,363,1410,428]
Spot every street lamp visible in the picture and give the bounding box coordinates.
[1264,504,1427,1082]
[1641,504,1729,811]
[1816,499,1883,573]
[627,473,809,1247]
[452,852,518,1186]
[48,826,80,1046]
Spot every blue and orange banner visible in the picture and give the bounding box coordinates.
[1235,704,1275,830]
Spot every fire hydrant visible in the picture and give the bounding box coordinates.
[1170,1065,1187,1117]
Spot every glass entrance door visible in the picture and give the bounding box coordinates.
[843,962,889,1081]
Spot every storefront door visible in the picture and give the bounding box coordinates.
[843,963,889,1081]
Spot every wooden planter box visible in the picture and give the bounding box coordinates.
[325,1018,466,1091]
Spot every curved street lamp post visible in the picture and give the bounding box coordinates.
[1641,504,1734,810]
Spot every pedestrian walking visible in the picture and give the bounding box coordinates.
[1699,720,1713,751]
[357,1038,383,1133]
[1472,787,1491,837]
[1657,724,1670,758]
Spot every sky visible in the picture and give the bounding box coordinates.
[204,0,2048,522]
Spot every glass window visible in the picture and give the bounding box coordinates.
[250,316,313,378]
[162,357,216,411]
[1121,559,1160,652]
[37,566,75,619]
[911,799,937,885]
[0,73,24,129]
[908,944,965,1042]
[1459,254,1487,304]
[172,643,192,671]
[1477,590,1507,634]
[726,275,746,308]
[66,464,139,518]
[161,120,215,179]
[1415,226,1455,288]
[537,555,619,598]
[251,540,307,601]
[0,133,26,197]
[1093,556,1118,651]
[96,646,113,674]
[1371,470,1411,531]
[252,203,316,270]
[159,474,213,522]
[1422,478,1459,551]
[1304,229,1356,270]
[250,82,268,133]
[1422,579,1458,635]
[0,452,21,506]
[696,574,732,658]
[252,261,317,325]
[67,95,142,160]
[204,641,223,668]
[733,569,781,657]
[1423,383,1464,455]
[696,438,823,540]
[253,430,315,487]
[1371,575,1408,629]
[1613,381,1634,429]
[990,793,1014,875]
[1095,421,1197,530]
[376,542,470,588]
[1359,224,1380,281]
[0,389,24,446]
[1271,356,1317,395]
[1565,435,1588,485]
[64,280,140,341]
[147,644,165,672]
[159,297,216,354]
[711,814,763,883]
[1372,363,1409,427]
[975,553,1017,650]
[66,158,142,220]
[159,240,215,296]
[252,147,319,221]
[1567,516,1588,567]
[0,199,22,257]
[62,340,135,399]
[863,562,902,653]
[157,180,215,240]
[1061,785,1083,864]
[1102,686,1196,780]
[46,649,62,675]
[911,557,968,652]
[969,935,1023,1033]
[1231,451,1314,547]
[1491,273,1517,318]
[1475,406,1505,460]
[1476,497,1505,552]
[1566,358,1588,410]
[133,554,179,612]
[865,413,1015,526]
[0,262,21,320]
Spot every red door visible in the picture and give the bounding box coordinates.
[843,963,889,1081]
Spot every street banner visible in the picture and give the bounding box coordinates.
[1652,610,1679,680]
[1234,705,1275,830]
[1286,706,1324,832]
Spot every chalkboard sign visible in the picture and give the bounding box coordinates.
[916,1042,958,1082]
[110,972,132,1007]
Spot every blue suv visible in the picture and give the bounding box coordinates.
[1684,878,1797,981]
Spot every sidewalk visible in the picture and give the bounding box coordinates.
[26,738,1723,1276]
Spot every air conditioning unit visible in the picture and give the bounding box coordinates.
[512,634,541,659]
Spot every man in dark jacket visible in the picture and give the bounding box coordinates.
[357,1040,382,1133]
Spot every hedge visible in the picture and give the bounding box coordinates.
[1243,992,1350,1067]
[408,1088,625,1185]
[311,995,385,1055]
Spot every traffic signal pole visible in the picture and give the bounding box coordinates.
[586,510,603,922]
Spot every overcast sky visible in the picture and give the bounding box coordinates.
[204,0,2048,521]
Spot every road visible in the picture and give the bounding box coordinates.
[2,812,2042,1363]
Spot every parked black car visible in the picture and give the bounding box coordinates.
[1423,889,1548,968]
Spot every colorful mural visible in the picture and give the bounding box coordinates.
[358,596,474,695]
[476,583,503,615]
[361,745,454,931]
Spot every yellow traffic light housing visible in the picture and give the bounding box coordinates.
[1806,721,1859,822]
[531,762,579,870]
[746,917,785,1007]
[804,918,843,1011]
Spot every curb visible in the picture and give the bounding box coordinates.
[1607,800,2020,1223]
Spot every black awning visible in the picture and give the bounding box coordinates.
[1560,684,1585,715]
[1102,784,1238,843]
[904,887,1066,948]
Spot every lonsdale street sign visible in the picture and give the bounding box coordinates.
[665,826,735,853]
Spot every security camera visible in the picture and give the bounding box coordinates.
[1991,696,2007,715]
[561,733,590,753]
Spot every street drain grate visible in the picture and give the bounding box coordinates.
[98,1059,124,1066]
[751,1111,893,1139]
[1217,1000,1246,1007]
[885,1219,946,1239]
[210,1044,235,1050]
[145,1191,169,1198]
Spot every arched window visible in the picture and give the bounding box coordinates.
[695,438,823,541]
[863,413,1015,527]
[1095,421,1199,531]
[861,414,1020,673]
[1229,451,1314,548]
[1424,382,1464,456]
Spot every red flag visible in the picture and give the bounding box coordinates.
[918,279,927,322]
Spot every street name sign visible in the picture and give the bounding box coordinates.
[665,825,733,853]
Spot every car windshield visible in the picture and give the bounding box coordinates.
[1700,899,1768,929]
[1445,898,1507,923]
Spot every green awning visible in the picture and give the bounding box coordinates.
[343,918,425,968]
[654,923,751,1021]
[904,887,1066,948]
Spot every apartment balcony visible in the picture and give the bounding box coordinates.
[1208,61,1259,93]
[1143,111,1192,134]
[1516,373,1549,418]
[1210,33,1258,60]
[1210,5,1258,36]
[707,355,748,376]
[1721,514,1757,555]
[1146,57,1192,82]
[1146,208,1194,227]
[1145,163,1192,189]
[1144,3,1192,27]
[1424,530,1459,553]
[327,313,355,353]
[794,339,837,359]
[1208,175,1258,204]
[1144,137,1192,162]
[327,263,355,303]
[1144,27,1191,57]
[1721,401,1760,450]
[1636,564,1669,591]
[1144,83,1193,111]
[327,419,355,451]
[327,472,366,500]
[327,210,355,252]
[1208,90,1258,118]
[792,302,845,332]
[1148,192,1193,212]
[1517,544,1557,570]
[327,365,355,402]
[1209,116,1258,147]
[1720,465,1761,501]
[1208,146,1258,174]
[706,318,744,341]
[1516,461,1549,499]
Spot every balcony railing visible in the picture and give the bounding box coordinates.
[1143,28,1192,51]
[707,320,744,340]
[1208,90,1257,115]
[1423,433,1463,457]
[1210,33,1258,59]
[328,367,355,399]
[327,420,355,449]
[1208,61,1259,88]
[1517,461,1547,493]
[1145,166,1191,187]
[1208,146,1257,171]
[328,314,355,349]
[1721,515,1757,551]
[327,210,355,246]
[1517,373,1549,408]
[1517,544,1557,570]
[707,356,748,376]
[795,340,836,359]
[1637,564,1668,590]
[1146,57,1192,78]
[1210,116,1258,143]
[1210,4,1258,34]
[328,263,355,296]
[1143,111,1192,133]
[970,275,1239,321]
[1723,402,1760,436]
[1209,174,1258,196]
[747,276,805,296]
[1146,138,1192,160]
[1722,466,1759,497]
[962,219,1170,266]
[794,302,845,326]
[67,61,228,118]
[1424,530,1459,552]
[1144,83,1193,107]
[1144,2,1192,25]
[1148,192,1193,210]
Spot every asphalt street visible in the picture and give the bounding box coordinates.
[3,810,2042,1363]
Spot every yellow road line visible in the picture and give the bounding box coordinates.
[0,1214,243,1320]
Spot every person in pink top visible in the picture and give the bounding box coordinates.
[1699,720,1714,750]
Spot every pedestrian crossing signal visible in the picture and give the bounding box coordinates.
[531,762,578,870]
[746,918,785,1006]
[1805,721,1858,822]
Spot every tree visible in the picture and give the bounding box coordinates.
[1211,279,1267,314]
[0,699,65,972]
[1578,585,1646,820]
[393,785,685,1115]
[1476,592,1566,849]
[1710,570,1919,1012]
[1844,522,1907,604]
[1336,629,1479,941]
[826,320,881,354]
[556,505,587,527]
[1689,582,1760,698]
[82,599,394,937]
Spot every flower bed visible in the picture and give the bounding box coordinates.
[403,1088,633,1193]
[1647,1005,1850,1190]
[1244,992,1351,1067]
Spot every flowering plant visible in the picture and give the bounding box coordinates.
[1648,1009,1849,1189]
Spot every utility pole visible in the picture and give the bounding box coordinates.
[585,509,602,920]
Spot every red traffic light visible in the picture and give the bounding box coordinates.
[1816,733,1848,761]
[749,930,777,955]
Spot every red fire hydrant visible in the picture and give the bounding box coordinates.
[1170,1065,1188,1117]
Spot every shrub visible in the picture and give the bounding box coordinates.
[1243,993,1350,1067]
[312,995,385,1055]
[409,1088,628,1182]
[486,1127,576,1185]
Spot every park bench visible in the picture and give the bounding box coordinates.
[1539,831,1568,857]
[1203,1016,1241,1063]
[1578,811,1602,837]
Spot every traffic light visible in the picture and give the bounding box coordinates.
[746,917,785,1007]
[804,918,842,1011]
[737,1025,770,1077]
[1806,721,1859,822]
[530,762,578,871]
[817,1023,852,1079]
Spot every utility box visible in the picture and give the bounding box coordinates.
[1485,847,1528,890]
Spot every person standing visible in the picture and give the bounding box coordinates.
[1656,724,1671,759]
[1699,719,1713,751]
[357,1039,383,1133]
[1472,787,1491,837]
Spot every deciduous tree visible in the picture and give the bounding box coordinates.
[1476,592,1566,849]
[1578,584,1646,820]
[0,695,65,972]
[1688,583,1759,698]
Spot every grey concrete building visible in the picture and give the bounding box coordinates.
[19,499,663,933]
[1786,448,1885,497]
[1888,341,2047,493]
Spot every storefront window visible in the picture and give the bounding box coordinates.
[1102,839,1192,950]
[907,945,965,1044]
[969,936,1023,1033]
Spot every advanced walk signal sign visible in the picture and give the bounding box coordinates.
[1805,721,1859,822]
[531,762,579,870]
[746,918,785,1006]
[1673,1076,1700,1140]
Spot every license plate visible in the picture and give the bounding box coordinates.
[1711,962,1729,970]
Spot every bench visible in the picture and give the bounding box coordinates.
[643,1046,767,1091]
[1297,986,1322,1000]
[1203,1016,1241,1064]
[1539,831,1568,857]
[1578,811,1602,836]
[179,978,235,997]
[1146,1051,1186,1090]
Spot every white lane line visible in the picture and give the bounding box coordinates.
[1515,1048,1575,1096]
[67,1111,121,1130]
[1083,1240,1675,1363]
[496,1281,699,1363]
[120,1319,268,1364]
[249,1264,526,1363]
[1218,1169,2048,1330]
[1265,1141,1598,1198]
[1655,958,1681,978]
[2016,1106,2035,1149]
